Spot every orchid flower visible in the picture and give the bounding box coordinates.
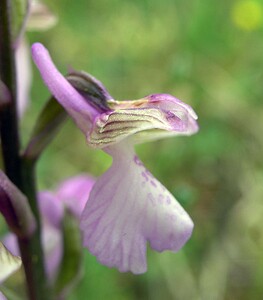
[3,175,95,280]
[32,43,199,274]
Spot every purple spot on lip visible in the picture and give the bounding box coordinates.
[166,196,171,205]
[134,155,143,166]
[150,180,157,187]
[141,171,148,181]
[166,111,180,122]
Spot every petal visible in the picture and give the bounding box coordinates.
[0,171,36,238]
[88,94,198,148]
[66,70,112,112]
[80,142,193,274]
[31,43,98,133]
[38,191,64,228]
[0,242,21,283]
[56,175,95,218]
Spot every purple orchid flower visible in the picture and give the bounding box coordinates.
[3,175,95,280]
[31,43,199,274]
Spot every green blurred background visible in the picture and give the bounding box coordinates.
[14,0,263,299]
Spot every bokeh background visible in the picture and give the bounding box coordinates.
[3,0,263,299]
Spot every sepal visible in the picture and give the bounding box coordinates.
[31,43,99,134]
[0,171,36,238]
[88,94,198,148]
[66,71,112,113]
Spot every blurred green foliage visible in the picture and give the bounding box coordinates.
[13,0,263,299]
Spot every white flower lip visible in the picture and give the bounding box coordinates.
[80,142,194,274]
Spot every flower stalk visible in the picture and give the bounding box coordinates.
[0,1,51,299]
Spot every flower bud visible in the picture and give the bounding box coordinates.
[0,171,36,238]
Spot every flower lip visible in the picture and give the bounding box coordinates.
[80,142,194,274]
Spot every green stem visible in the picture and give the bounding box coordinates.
[18,159,54,300]
[0,1,52,299]
[0,0,20,179]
